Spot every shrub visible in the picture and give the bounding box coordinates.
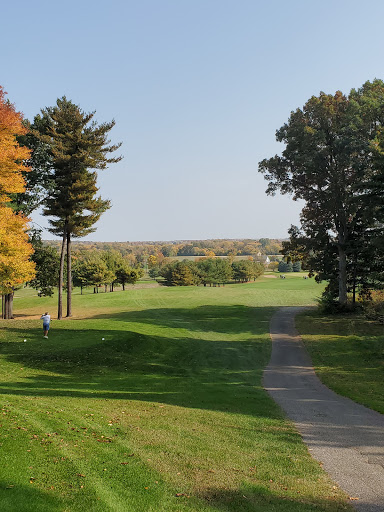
[292,261,302,272]
[317,285,356,314]
[361,290,384,324]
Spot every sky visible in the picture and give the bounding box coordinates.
[2,0,384,242]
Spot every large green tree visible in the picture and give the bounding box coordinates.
[259,80,384,306]
[12,116,54,216]
[28,229,59,297]
[37,97,122,318]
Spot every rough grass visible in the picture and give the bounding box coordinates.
[0,277,353,511]
[296,310,384,414]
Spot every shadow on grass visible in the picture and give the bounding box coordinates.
[0,480,65,512]
[296,310,384,337]
[87,305,276,335]
[0,305,281,419]
[198,485,352,512]
[295,310,384,415]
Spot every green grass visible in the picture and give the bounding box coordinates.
[296,310,384,414]
[0,276,353,511]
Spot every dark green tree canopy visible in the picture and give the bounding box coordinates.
[259,79,384,305]
[39,97,122,238]
[34,96,122,318]
[12,116,54,215]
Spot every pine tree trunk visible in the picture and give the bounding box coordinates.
[58,233,66,320]
[122,282,125,291]
[66,233,72,317]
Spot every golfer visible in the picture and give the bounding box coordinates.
[40,312,51,339]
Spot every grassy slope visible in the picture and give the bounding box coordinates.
[0,276,353,511]
[296,311,384,414]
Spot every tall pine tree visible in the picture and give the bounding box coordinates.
[37,97,122,318]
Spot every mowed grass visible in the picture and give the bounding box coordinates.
[296,311,384,414]
[0,275,353,511]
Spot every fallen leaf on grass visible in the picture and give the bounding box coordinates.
[77,474,85,477]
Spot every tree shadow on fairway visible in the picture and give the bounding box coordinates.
[0,305,283,419]
[0,480,65,512]
[197,486,351,512]
[87,305,276,335]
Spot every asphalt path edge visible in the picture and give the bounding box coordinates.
[263,307,384,512]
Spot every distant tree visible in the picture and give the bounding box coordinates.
[286,261,293,272]
[232,260,263,282]
[102,269,116,293]
[197,258,233,286]
[88,260,110,294]
[160,245,175,257]
[147,255,158,268]
[115,264,143,290]
[264,242,282,255]
[268,261,279,272]
[258,238,270,249]
[177,244,195,256]
[72,258,90,294]
[148,266,161,280]
[160,261,199,286]
[102,250,124,291]
[292,261,302,272]
[202,249,216,258]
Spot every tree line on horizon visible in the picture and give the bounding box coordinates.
[43,237,284,260]
[151,258,265,287]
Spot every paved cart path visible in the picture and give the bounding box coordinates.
[263,307,384,512]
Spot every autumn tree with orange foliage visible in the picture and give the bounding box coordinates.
[0,86,35,318]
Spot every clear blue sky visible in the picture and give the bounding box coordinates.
[2,0,384,241]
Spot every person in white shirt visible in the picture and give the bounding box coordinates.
[40,312,51,339]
